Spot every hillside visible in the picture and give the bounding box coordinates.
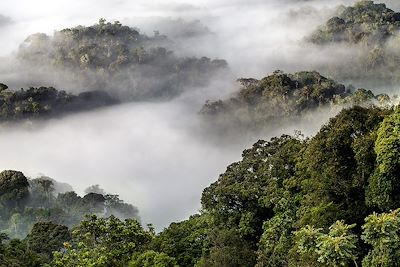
[1,2,400,267]
[308,1,400,84]
[310,0,400,45]
[0,171,138,240]
[17,19,228,100]
[0,105,399,266]
[0,83,117,122]
[200,70,393,132]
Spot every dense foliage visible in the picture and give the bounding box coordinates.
[52,215,154,267]
[195,105,398,266]
[310,1,400,45]
[200,70,393,132]
[0,105,399,266]
[0,171,139,240]
[309,1,400,84]
[0,83,117,122]
[18,19,227,100]
[1,7,400,266]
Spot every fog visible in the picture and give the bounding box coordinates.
[0,102,235,227]
[0,0,398,229]
[0,0,354,74]
[0,92,338,229]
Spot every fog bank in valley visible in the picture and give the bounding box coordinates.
[0,0,398,229]
[0,94,340,228]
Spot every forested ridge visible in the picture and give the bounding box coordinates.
[0,1,400,267]
[17,19,227,101]
[200,70,395,132]
[310,0,400,45]
[0,19,226,123]
[309,0,400,83]
[0,83,117,122]
[0,172,139,240]
[1,104,399,266]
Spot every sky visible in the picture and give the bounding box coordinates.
[0,0,397,229]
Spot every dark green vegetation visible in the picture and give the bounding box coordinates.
[0,171,138,241]
[1,105,399,266]
[18,19,227,100]
[309,0,400,83]
[1,19,227,122]
[0,83,117,122]
[1,4,400,266]
[200,70,394,131]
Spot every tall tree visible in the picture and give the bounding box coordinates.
[367,107,400,209]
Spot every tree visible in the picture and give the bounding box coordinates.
[129,250,178,267]
[367,107,400,209]
[362,209,400,266]
[35,178,54,207]
[296,107,388,228]
[200,228,256,267]
[293,225,322,266]
[256,199,297,267]
[0,83,8,92]
[294,221,359,267]
[104,194,139,219]
[56,191,82,210]
[8,213,22,237]
[0,238,44,267]
[316,221,359,267]
[26,221,71,259]
[0,170,29,209]
[82,192,105,214]
[84,184,106,195]
[201,135,303,242]
[52,215,153,267]
[152,214,209,266]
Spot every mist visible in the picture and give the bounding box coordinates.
[0,99,236,228]
[0,0,355,74]
[1,0,399,230]
[0,92,341,229]
[2,0,397,91]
